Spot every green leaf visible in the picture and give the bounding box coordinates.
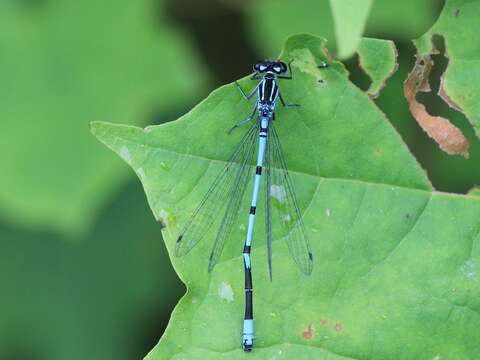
[468,187,480,199]
[412,0,480,139]
[0,0,208,235]
[94,35,480,359]
[329,0,373,59]
[246,0,439,58]
[366,0,440,39]
[357,38,398,99]
[0,180,184,360]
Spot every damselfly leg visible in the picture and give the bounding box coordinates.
[228,103,257,134]
[278,92,300,108]
[235,80,259,100]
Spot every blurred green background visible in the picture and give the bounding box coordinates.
[1,0,478,359]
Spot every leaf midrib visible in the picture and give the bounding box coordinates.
[103,127,439,195]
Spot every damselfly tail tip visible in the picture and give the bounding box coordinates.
[242,338,253,352]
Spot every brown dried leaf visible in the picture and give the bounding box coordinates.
[403,55,469,158]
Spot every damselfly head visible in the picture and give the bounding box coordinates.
[253,60,287,75]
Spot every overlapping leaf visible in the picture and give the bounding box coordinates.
[0,181,184,360]
[329,0,373,59]
[0,0,207,235]
[246,0,438,58]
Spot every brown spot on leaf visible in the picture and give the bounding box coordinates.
[404,55,469,158]
[302,323,314,339]
[320,319,329,326]
[334,322,343,332]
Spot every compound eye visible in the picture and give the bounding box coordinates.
[279,62,287,73]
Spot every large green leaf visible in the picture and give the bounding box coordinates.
[410,0,480,142]
[0,0,207,235]
[93,35,480,358]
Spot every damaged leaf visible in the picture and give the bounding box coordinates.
[357,38,398,98]
[405,0,480,155]
[404,54,469,157]
[94,35,480,359]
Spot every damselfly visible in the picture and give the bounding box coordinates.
[175,59,324,351]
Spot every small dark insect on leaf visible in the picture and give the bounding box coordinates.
[158,220,167,229]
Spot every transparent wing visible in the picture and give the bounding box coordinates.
[207,130,257,271]
[175,123,258,257]
[268,125,313,275]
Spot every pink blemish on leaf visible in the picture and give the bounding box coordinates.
[334,322,343,332]
[302,323,313,340]
[320,319,329,326]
